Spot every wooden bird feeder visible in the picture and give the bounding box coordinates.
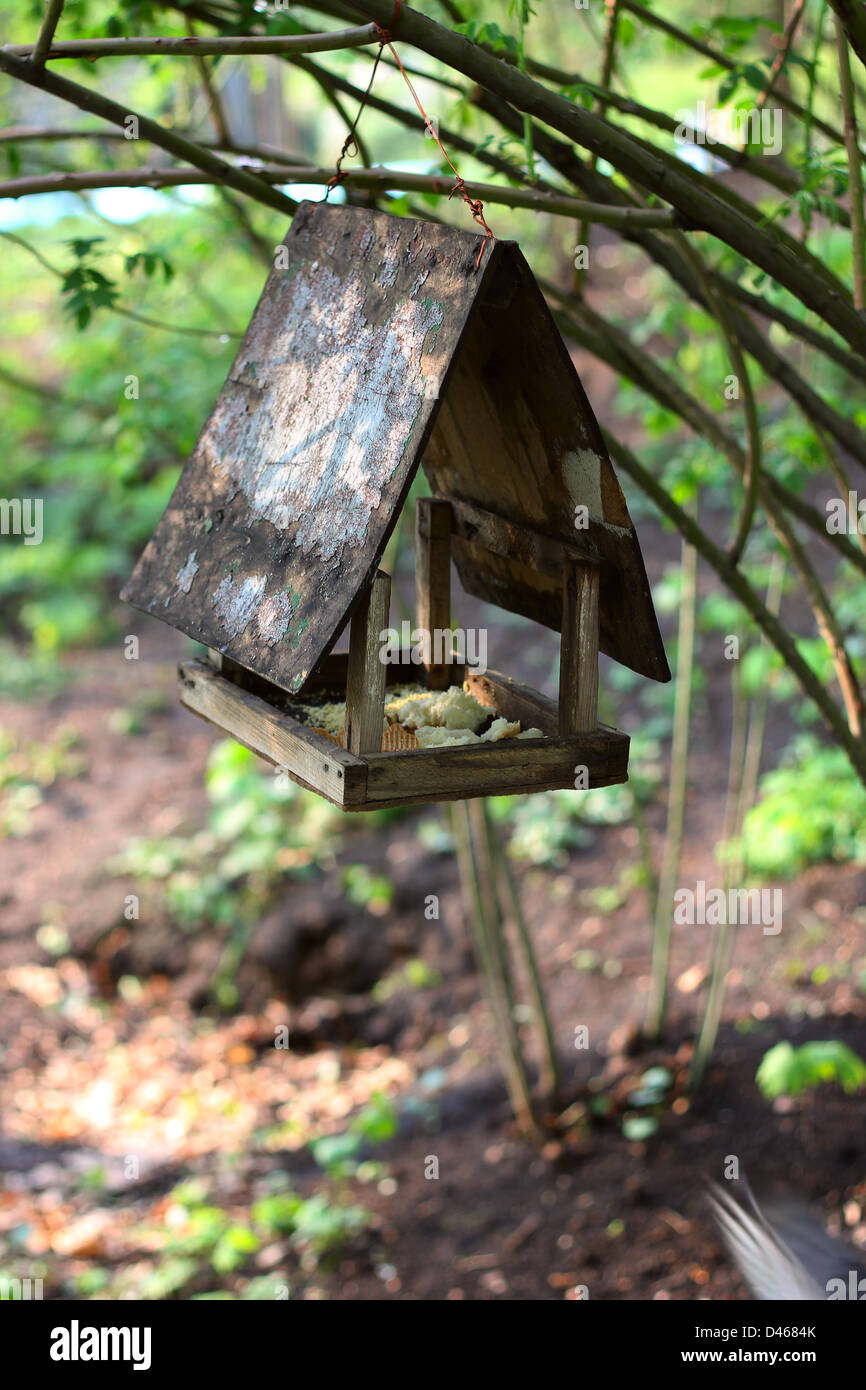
[122,202,669,811]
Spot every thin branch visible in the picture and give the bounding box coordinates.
[303,61,373,169]
[607,432,866,788]
[754,0,806,114]
[0,163,678,225]
[710,272,866,388]
[618,0,850,149]
[0,229,242,339]
[835,13,866,308]
[474,86,866,464]
[186,15,232,148]
[216,188,273,267]
[329,0,866,355]
[31,0,66,68]
[830,0,866,71]
[671,231,762,567]
[575,0,620,293]
[0,48,298,218]
[645,515,697,1040]
[0,126,309,166]
[6,25,381,60]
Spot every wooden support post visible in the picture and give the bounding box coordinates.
[558,559,599,735]
[345,568,391,755]
[415,497,453,690]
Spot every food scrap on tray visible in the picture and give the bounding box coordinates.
[286,682,545,751]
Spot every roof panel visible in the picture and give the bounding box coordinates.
[122,202,668,690]
[122,200,495,692]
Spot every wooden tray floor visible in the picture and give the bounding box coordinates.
[177,658,629,811]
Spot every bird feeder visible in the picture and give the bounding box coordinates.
[122,202,669,811]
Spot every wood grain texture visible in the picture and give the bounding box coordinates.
[465,668,559,737]
[123,201,494,695]
[177,660,366,805]
[559,560,600,734]
[415,497,453,690]
[177,658,628,811]
[422,240,670,683]
[362,729,628,804]
[448,497,598,579]
[123,201,666,696]
[345,569,390,755]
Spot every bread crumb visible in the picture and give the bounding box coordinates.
[480,717,520,742]
[414,725,479,748]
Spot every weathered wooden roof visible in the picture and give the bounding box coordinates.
[122,201,669,691]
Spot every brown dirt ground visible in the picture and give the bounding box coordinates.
[2,572,865,1300]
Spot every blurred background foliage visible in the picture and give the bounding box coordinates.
[1,0,865,1093]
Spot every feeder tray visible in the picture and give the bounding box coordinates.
[123,201,669,810]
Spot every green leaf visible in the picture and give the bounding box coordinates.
[757,1040,866,1099]
[211,1225,261,1274]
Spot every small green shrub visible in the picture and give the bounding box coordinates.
[756,1040,866,1100]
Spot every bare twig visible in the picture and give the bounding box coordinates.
[575,0,620,293]
[0,48,298,218]
[754,0,806,114]
[645,516,697,1040]
[0,228,242,339]
[835,13,866,308]
[830,0,866,71]
[7,25,381,60]
[0,163,678,225]
[31,0,66,69]
[607,433,866,788]
[671,231,762,568]
[185,16,232,148]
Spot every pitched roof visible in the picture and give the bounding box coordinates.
[122,200,669,690]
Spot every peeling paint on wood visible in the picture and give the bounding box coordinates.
[122,201,669,691]
[122,201,494,693]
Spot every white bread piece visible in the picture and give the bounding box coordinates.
[480,717,520,742]
[414,725,479,748]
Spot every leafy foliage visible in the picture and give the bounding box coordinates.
[756,1040,866,1100]
[740,737,866,877]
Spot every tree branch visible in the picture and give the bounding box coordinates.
[835,13,866,309]
[0,163,679,225]
[606,432,866,786]
[323,0,866,355]
[619,0,851,149]
[31,0,66,68]
[830,0,866,71]
[7,25,381,60]
[0,48,298,218]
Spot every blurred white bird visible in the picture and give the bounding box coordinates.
[709,1183,866,1300]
